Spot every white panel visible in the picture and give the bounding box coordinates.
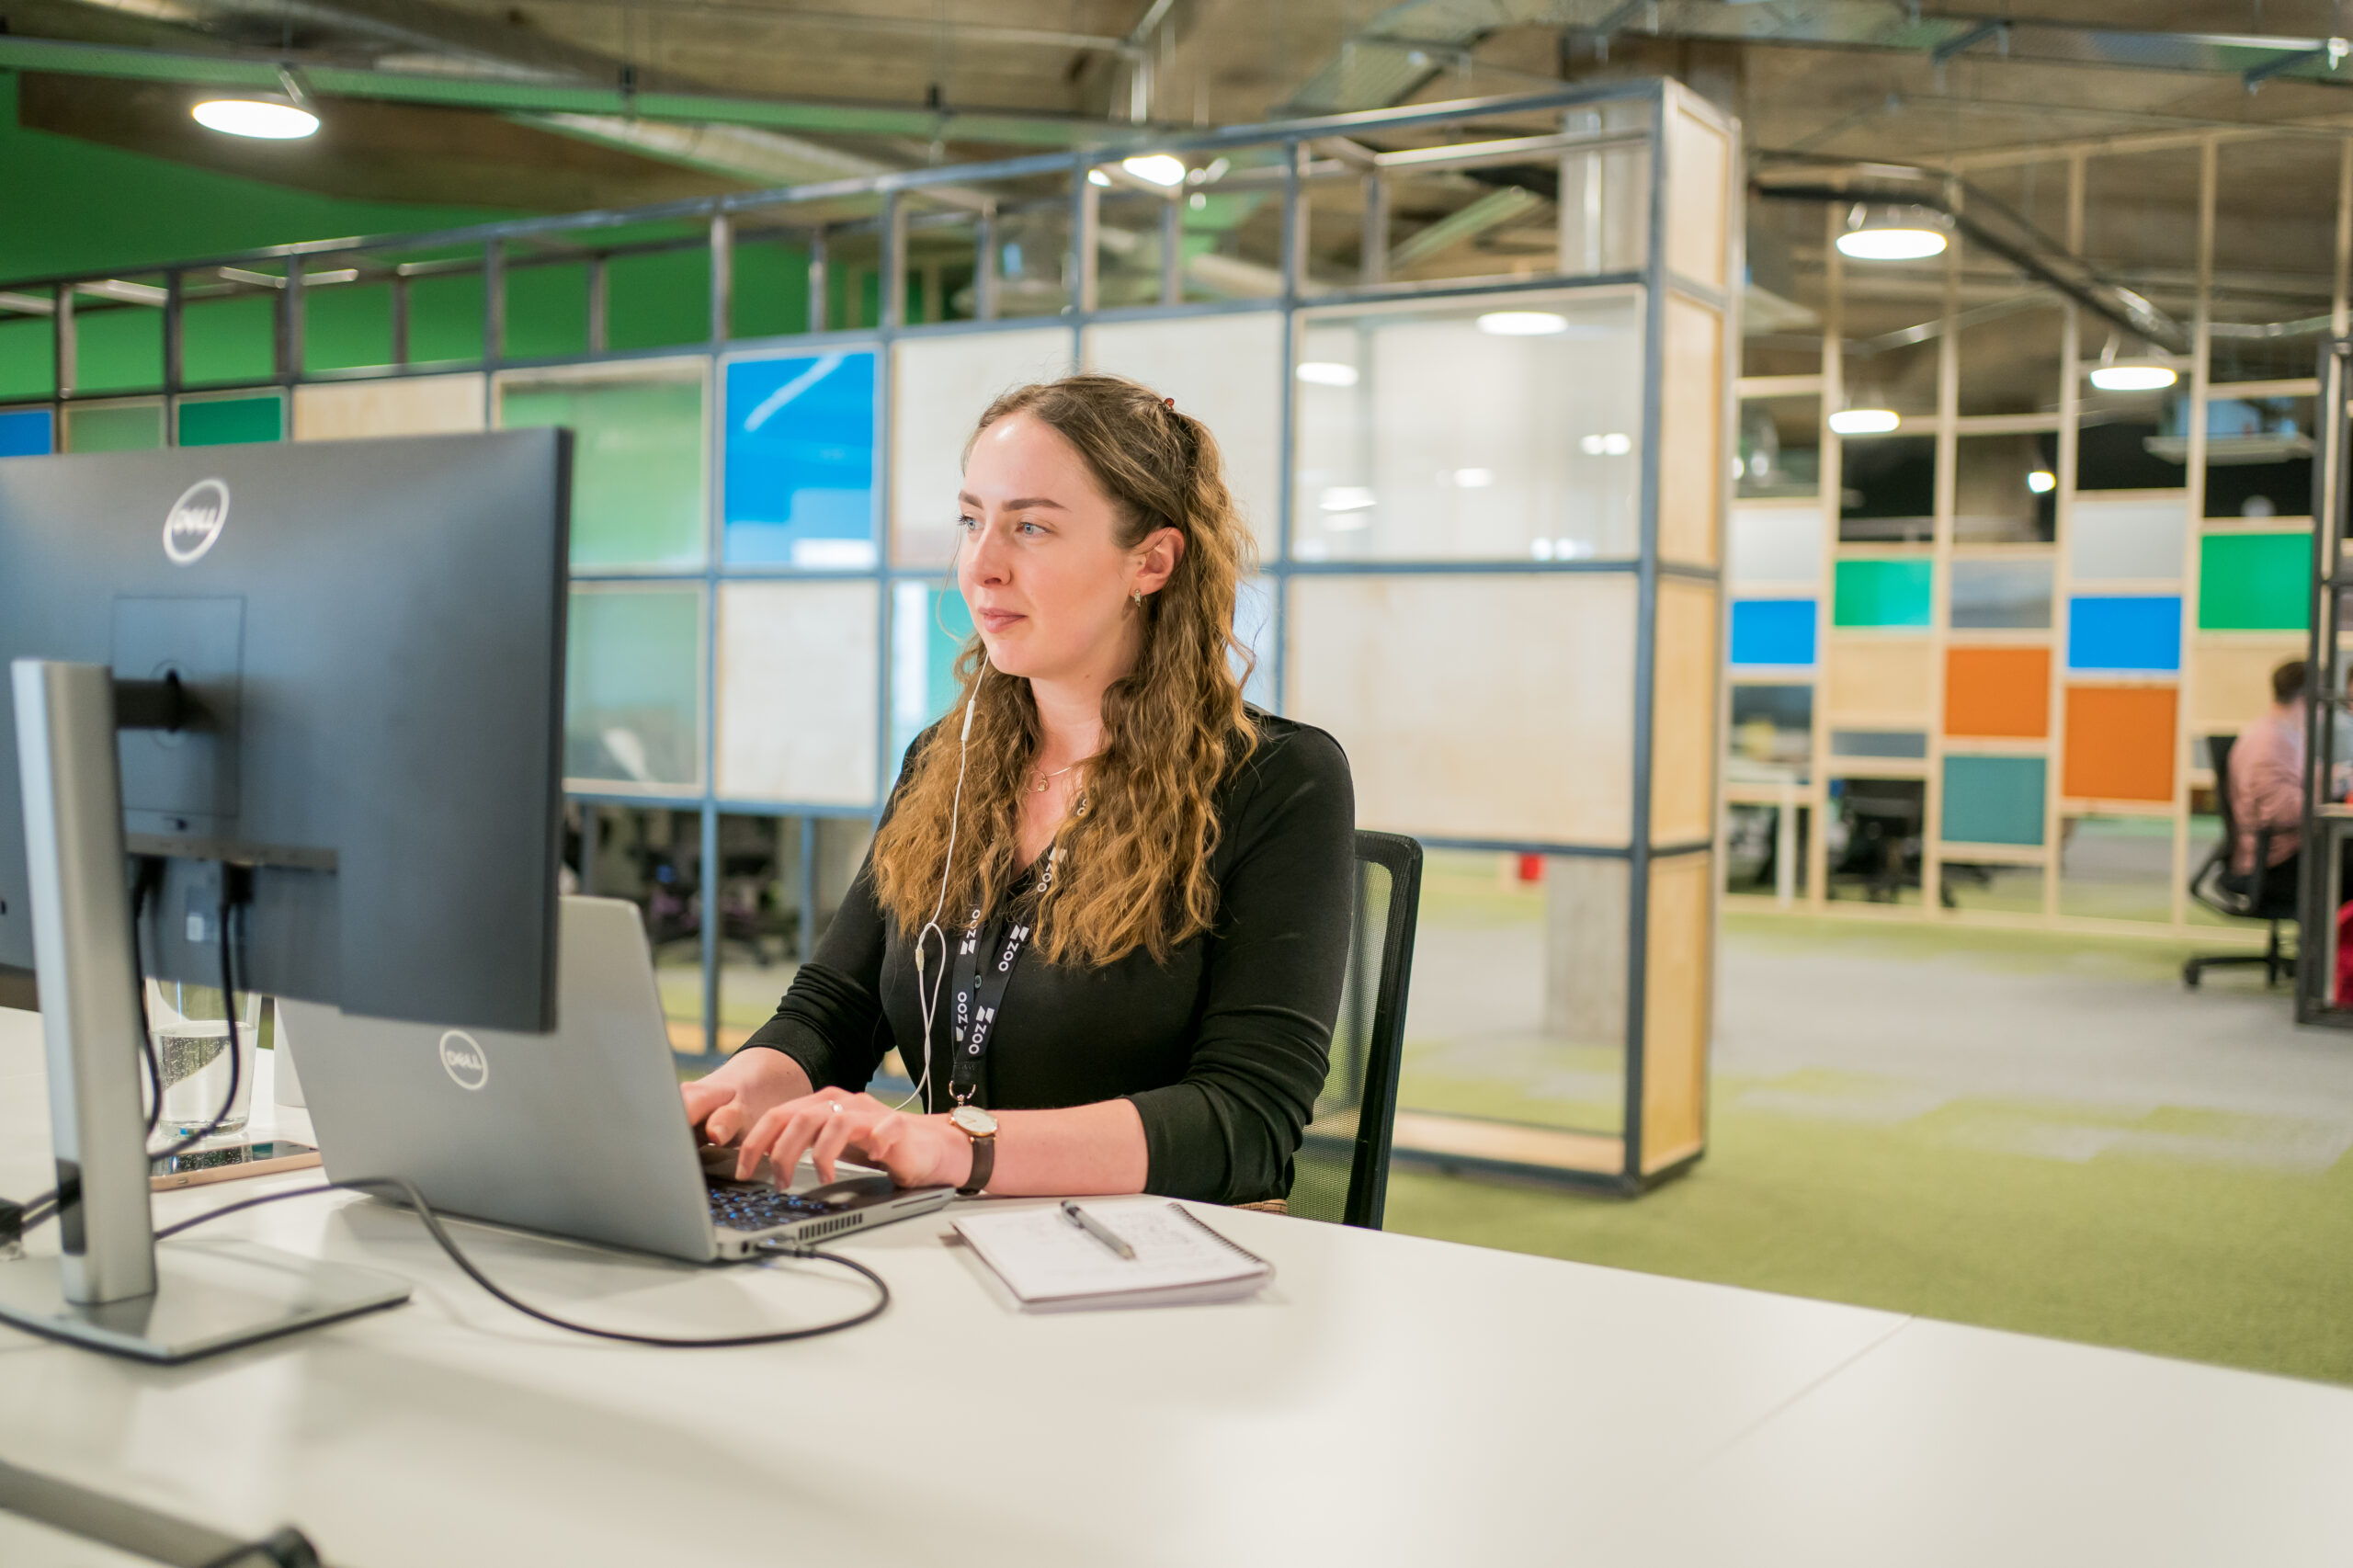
[1293,290,1644,563]
[2069,494,2188,583]
[1083,312,1283,556]
[1729,504,1824,585]
[1286,574,1636,844]
[890,328,1074,568]
[717,581,880,805]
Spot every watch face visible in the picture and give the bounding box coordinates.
[949,1104,998,1137]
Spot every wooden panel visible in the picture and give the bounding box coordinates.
[2188,637,2304,733]
[1642,849,1711,1174]
[1824,636,1932,722]
[715,581,879,806]
[1945,645,2052,738]
[1665,105,1730,290]
[1657,294,1724,568]
[1392,1112,1622,1176]
[2061,684,2177,802]
[1651,577,1719,845]
[292,373,486,441]
[1286,574,1635,845]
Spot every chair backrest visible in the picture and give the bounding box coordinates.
[1286,831,1423,1229]
[2209,734,2241,843]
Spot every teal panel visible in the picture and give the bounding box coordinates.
[74,302,163,394]
[890,578,974,770]
[565,586,703,788]
[501,373,707,569]
[66,403,163,451]
[177,394,281,447]
[1941,755,2047,846]
[304,282,395,373]
[182,295,274,387]
[1833,559,1934,628]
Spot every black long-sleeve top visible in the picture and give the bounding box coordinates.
[741,712,1355,1204]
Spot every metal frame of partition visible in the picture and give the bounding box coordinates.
[0,80,1736,1192]
[2300,335,2352,1025]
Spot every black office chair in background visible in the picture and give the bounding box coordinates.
[1286,832,1424,1229]
[2185,733,2297,989]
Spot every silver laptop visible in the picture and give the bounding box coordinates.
[279,896,952,1262]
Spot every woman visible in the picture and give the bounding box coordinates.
[681,374,1355,1206]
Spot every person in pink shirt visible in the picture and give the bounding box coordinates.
[2227,658,2306,887]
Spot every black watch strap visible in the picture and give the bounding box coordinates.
[957,1131,995,1197]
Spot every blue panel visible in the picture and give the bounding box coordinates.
[1730,598,1817,667]
[2065,595,2182,673]
[723,350,877,566]
[0,407,53,457]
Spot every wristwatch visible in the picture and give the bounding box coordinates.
[949,1103,998,1196]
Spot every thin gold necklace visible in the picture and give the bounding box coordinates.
[1030,761,1080,794]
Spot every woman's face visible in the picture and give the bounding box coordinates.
[957,412,1179,685]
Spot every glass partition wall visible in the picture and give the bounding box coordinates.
[1737,130,2346,939]
[0,82,1737,1192]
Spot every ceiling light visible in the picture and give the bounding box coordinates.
[1121,153,1188,187]
[1319,486,1377,513]
[1578,432,1632,456]
[1828,407,1900,436]
[1476,311,1568,336]
[1835,203,1951,262]
[1449,468,1494,488]
[1295,361,1359,387]
[192,99,319,140]
[1087,168,1112,187]
[2026,470,2056,494]
[2088,362,2177,392]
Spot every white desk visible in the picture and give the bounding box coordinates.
[4,1007,2351,1567]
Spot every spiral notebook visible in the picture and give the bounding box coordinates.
[950,1199,1274,1311]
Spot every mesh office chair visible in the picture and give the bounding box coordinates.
[1286,832,1424,1229]
[2184,733,2297,989]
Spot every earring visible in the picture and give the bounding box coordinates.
[1131,591,1144,608]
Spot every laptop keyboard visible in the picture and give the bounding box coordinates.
[707,1180,844,1234]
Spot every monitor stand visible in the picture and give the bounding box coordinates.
[0,660,408,1363]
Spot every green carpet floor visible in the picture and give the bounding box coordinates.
[1384,915,2353,1389]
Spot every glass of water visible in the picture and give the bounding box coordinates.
[147,980,264,1142]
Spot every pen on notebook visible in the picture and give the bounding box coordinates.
[1061,1200,1136,1260]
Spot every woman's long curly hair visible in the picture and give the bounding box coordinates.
[868,373,1257,967]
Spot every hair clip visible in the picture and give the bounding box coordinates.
[1164,397,1176,410]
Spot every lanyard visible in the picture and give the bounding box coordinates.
[945,852,1055,1108]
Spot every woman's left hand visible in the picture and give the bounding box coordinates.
[731,1089,972,1190]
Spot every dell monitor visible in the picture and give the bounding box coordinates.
[0,428,572,1359]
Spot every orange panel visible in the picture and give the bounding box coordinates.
[2062,685,2177,801]
[1945,646,2052,738]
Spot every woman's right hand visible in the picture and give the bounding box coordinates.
[681,1049,815,1149]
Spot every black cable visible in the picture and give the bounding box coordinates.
[193,1527,320,1568]
[153,1177,891,1349]
[150,870,247,1165]
[3,861,169,1244]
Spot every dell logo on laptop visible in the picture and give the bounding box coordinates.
[163,478,230,565]
[438,1029,489,1091]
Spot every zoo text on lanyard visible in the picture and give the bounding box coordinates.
[947,851,1056,1109]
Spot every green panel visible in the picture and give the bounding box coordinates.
[304,282,395,373]
[182,295,274,387]
[2197,530,2310,631]
[564,586,703,788]
[506,261,589,360]
[1833,558,1935,628]
[65,402,164,451]
[501,373,706,568]
[1940,755,2047,846]
[729,241,811,340]
[0,314,54,401]
[74,302,163,393]
[178,394,282,447]
[409,271,485,364]
[607,249,710,353]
